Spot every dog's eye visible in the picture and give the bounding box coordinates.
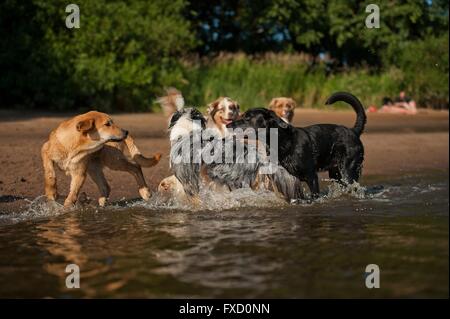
[105,122,111,127]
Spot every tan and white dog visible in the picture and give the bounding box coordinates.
[157,91,241,201]
[41,111,161,208]
[206,96,240,137]
[268,97,297,124]
[157,107,303,205]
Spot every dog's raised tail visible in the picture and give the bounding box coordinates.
[157,87,185,114]
[325,92,367,136]
[124,135,161,167]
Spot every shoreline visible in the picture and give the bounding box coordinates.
[0,109,448,213]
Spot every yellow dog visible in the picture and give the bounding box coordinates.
[41,111,161,208]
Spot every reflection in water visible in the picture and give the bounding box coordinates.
[36,215,99,297]
[35,214,133,296]
[36,215,87,269]
[0,173,448,298]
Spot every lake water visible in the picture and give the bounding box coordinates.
[0,171,448,298]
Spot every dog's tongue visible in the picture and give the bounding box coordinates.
[223,118,233,125]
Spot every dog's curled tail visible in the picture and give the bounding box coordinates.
[157,87,185,113]
[124,135,162,167]
[325,92,367,136]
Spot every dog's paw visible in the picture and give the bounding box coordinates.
[98,197,107,207]
[139,187,151,201]
[153,152,162,162]
[63,201,76,210]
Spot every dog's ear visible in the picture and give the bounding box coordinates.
[269,98,278,109]
[207,99,220,115]
[168,110,183,130]
[76,119,95,133]
[288,98,297,110]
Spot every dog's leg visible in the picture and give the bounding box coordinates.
[269,167,305,202]
[127,163,151,201]
[292,177,305,200]
[124,135,162,167]
[41,142,58,201]
[64,166,88,208]
[340,158,363,185]
[88,159,111,207]
[329,166,344,184]
[306,173,320,198]
[103,154,151,201]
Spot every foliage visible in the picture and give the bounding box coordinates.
[0,0,195,111]
[383,32,449,108]
[0,0,448,111]
[188,0,449,65]
[180,53,403,110]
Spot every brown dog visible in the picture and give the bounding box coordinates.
[41,111,161,208]
[268,97,297,124]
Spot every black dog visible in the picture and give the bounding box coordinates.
[227,92,366,197]
[168,107,303,203]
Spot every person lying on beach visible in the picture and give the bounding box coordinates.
[378,91,418,115]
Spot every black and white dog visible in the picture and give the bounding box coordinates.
[158,107,303,204]
[227,92,367,197]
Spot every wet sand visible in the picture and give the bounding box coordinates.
[0,109,448,213]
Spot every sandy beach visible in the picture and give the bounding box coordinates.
[0,109,448,213]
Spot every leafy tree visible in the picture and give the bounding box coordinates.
[327,0,449,66]
[189,0,448,66]
[262,0,328,55]
[392,32,449,108]
[187,0,280,54]
[0,0,448,110]
[0,0,195,111]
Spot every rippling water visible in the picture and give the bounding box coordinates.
[0,172,448,298]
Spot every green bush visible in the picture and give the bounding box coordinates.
[386,33,449,109]
[0,1,447,112]
[0,0,195,111]
[179,53,404,110]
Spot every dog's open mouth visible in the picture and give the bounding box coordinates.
[221,118,233,125]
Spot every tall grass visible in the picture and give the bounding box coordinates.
[172,52,437,111]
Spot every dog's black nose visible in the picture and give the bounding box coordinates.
[123,129,129,137]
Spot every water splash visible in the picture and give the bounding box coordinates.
[0,196,66,224]
[0,182,391,224]
[1,174,446,225]
[321,179,368,200]
[132,187,288,212]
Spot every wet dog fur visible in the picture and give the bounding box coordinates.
[41,111,161,208]
[228,92,366,198]
[160,107,303,204]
